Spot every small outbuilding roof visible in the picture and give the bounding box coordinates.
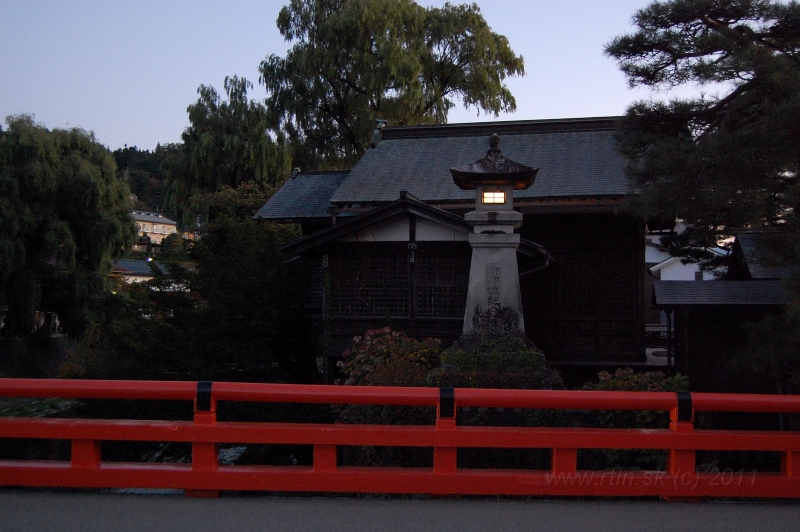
[254,171,350,221]
[653,280,789,307]
[735,231,796,280]
[112,259,167,276]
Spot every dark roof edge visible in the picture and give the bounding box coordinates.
[280,192,471,257]
[652,280,790,307]
[381,116,621,140]
[288,169,350,176]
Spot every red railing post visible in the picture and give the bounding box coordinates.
[188,381,219,498]
[434,388,457,474]
[551,448,577,475]
[667,392,698,502]
[782,452,800,478]
[71,439,101,469]
[313,445,337,473]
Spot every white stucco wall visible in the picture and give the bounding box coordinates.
[337,213,469,242]
[416,217,469,241]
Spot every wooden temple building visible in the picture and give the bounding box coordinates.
[256,117,647,377]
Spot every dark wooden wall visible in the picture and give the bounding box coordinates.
[519,213,647,364]
[298,212,647,380]
[311,241,471,364]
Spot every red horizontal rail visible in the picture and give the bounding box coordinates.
[2,418,799,452]
[454,389,679,411]
[1,378,799,500]
[211,382,440,406]
[692,392,800,413]
[0,378,197,401]
[3,462,796,499]
[4,378,800,413]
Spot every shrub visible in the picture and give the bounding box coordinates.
[335,328,563,469]
[335,327,442,387]
[584,367,689,393]
[432,336,562,390]
[578,368,690,471]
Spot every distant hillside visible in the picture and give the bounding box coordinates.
[113,143,183,214]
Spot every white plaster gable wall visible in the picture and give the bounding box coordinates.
[646,224,724,280]
[336,213,469,242]
[651,257,716,281]
[645,242,672,265]
[416,217,469,241]
[338,213,410,241]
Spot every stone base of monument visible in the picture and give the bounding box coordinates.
[439,311,559,390]
[450,305,532,353]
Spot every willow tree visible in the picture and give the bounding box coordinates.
[260,0,525,168]
[166,76,291,226]
[0,115,136,337]
[606,0,800,255]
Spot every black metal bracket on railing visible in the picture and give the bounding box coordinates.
[196,381,213,412]
[439,387,455,418]
[676,391,692,422]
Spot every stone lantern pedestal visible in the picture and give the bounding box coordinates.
[450,134,538,336]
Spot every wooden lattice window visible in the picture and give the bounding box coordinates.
[328,248,409,318]
[302,259,324,310]
[415,251,469,319]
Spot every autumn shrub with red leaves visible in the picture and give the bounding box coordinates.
[335,327,442,387]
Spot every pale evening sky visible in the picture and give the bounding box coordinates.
[0,1,703,151]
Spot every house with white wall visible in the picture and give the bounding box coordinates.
[132,211,177,253]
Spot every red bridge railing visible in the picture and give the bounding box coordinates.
[1,378,799,500]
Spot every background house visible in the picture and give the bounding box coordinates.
[652,231,792,391]
[257,117,648,381]
[132,211,177,254]
[111,259,168,284]
[107,213,176,286]
[644,225,727,367]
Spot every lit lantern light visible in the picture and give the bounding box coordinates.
[482,191,506,204]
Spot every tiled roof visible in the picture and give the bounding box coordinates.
[653,280,789,306]
[736,231,795,279]
[330,117,628,204]
[112,259,167,276]
[132,211,176,225]
[254,171,350,220]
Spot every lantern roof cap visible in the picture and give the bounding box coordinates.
[450,134,539,191]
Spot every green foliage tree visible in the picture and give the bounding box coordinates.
[606,0,800,257]
[739,312,800,395]
[737,297,800,430]
[260,0,525,168]
[113,143,182,213]
[191,182,277,228]
[166,76,291,227]
[65,185,316,384]
[607,0,800,395]
[0,115,136,337]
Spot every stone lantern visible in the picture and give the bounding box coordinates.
[450,134,538,335]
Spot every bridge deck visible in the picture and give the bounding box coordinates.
[2,489,799,532]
